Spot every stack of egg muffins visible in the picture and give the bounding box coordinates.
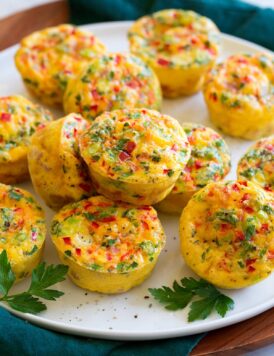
[0,9,273,295]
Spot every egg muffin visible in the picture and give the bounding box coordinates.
[0,95,53,184]
[237,136,274,192]
[203,53,274,139]
[63,53,162,121]
[28,113,94,210]
[15,24,106,106]
[156,123,231,214]
[180,180,274,289]
[0,183,46,281]
[128,9,220,97]
[79,109,191,205]
[51,195,165,293]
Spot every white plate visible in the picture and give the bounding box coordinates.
[0,21,273,341]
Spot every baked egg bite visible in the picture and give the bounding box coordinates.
[128,9,220,97]
[203,53,274,139]
[180,180,274,289]
[156,123,231,214]
[63,52,162,121]
[0,183,46,281]
[237,135,274,192]
[51,195,165,293]
[79,108,191,205]
[15,24,106,106]
[0,95,52,184]
[28,113,94,210]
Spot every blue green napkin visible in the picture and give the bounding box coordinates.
[69,0,274,50]
[0,308,203,355]
[1,0,273,355]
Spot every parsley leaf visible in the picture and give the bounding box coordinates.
[0,250,68,314]
[149,277,234,322]
[0,250,16,296]
[6,293,46,314]
[29,263,68,293]
[149,281,193,310]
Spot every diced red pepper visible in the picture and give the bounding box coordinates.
[120,251,131,261]
[248,265,256,272]
[265,144,273,151]
[260,223,269,233]
[221,223,230,232]
[194,160,203,169]
[239,181,247,186]
[126,80,140,89]
[268,250,274,259]
[157,58,170,66]
[240,193,250,203]
[246,258,256,266]
[107,253,112,261]
[1,113,11,122]
[115,55,122,65]
[63,237,71,245]
[98,216,116,223]
[235,231,245,241]
[119,151,130,161]
[232,183,240,192]
[75,248,81,256]
[242,75,252,83]
[91,89,100,100]
[125,141,136,154]
[83,201,93,209]
[244,206,254,214]
[237,58,248,64]
[79,183,91,192]
[209,92,218,102]
[138,206,151,211]
[142,221,149,230]
[91,221,99,229]
[90,104,98,111]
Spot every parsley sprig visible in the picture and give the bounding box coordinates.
[149,277,234,322]
[0,250,68,314]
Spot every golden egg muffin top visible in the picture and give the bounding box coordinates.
[0,95,52,163]
[172,123,231,194]
[128,9,220,69]
[0,183,46,265]
[30,113,94,198]
[79,109,191,184]
[15,24,106,98]
[180,180,274,287]
[238,135,274,192]
[51,195,165,273]
[204,53,274,110]
[63,53,162,121]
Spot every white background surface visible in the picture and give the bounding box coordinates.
[0,0,273,354]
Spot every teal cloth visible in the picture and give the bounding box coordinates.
[0,308,203,355]
[69,0,274,50]
[1,0,273,355]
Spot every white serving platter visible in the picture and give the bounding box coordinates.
[0,21,273,341]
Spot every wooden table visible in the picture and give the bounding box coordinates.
[0,1,273,354]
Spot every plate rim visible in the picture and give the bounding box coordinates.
[0,20,273,341]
